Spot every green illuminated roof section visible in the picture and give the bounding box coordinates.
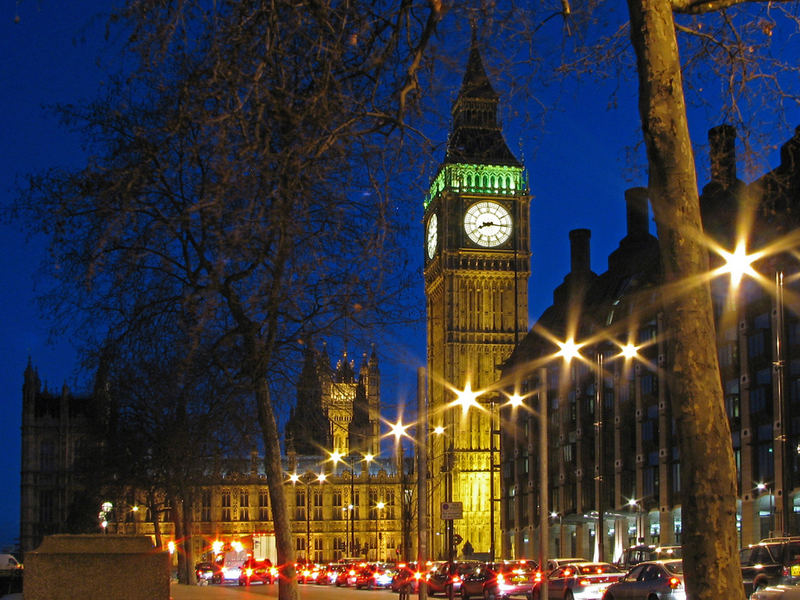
[425,163,526,208]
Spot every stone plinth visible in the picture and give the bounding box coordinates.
[25,534,169,600]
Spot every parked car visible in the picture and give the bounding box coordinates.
[195,561,221,584]
[238,558,275,586]
[393,562,424,593]
[533,562,624,600]
[459,562,499,599]
[355,562,396,589]
[601,559,685,600]
[481,560,539,600]
[319,562,346,585]
[427,560,483,597]
[335,564,361,587]
[751,584,800,600]
[740,537,800,596]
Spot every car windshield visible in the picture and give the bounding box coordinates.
[664,561,684,575]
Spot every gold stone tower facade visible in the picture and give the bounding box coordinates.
[423,39,530,560]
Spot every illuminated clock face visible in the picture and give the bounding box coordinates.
[426,213,438,259]
[463,201,512,247]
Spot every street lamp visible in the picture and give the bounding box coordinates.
[756,482,774,537]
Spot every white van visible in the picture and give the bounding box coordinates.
[0,554,21,571]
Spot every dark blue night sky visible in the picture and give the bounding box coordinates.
[2,1,796,551]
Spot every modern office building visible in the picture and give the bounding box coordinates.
[499,125,800,562]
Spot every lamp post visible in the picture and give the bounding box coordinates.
[375,501,385,561]
[331,450,355,556]
[718,242,792,537]
[290,471,326,562]
[756,482,774,537]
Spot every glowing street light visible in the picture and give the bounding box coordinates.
[717,240,760,288]
[556,338,583,362]
[453,382,482,416]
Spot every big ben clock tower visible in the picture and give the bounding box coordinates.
[424,38,530,560]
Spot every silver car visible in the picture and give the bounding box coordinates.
[751,584,800,600]
[534,562,624,600]
[601,560,685,600]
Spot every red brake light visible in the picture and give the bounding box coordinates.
[578,578,591,586]
[669,576,682,589]
[534,571,543,582]
[452,575,461,583]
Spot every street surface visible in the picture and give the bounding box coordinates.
[0,582,401,599]
[170,582,398,600]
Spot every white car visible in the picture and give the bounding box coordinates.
[751,585,800,600]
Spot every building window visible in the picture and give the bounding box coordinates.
[40,440,55,472]
[314,538,324,563]
[749,331,765,357]
[239,490,249,521]
[313,490,323,520]
[332,490,342,509]
[296,490,306,521]
[258,489,269,521]
[39,490,54,525]
[201,490,211,522]
[221,490,231,522]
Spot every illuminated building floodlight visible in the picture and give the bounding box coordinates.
[433,425,445,435]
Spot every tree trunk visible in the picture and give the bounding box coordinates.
[172,495,187,584]
[255,377,299,600]
[183,491,197,585]
[626,2,745,599]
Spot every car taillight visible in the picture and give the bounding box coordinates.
[497,574,506,585]
[784,566,790,577]
[534,571,543,582]
[349,569,356,576]
[452,575,461,583]
[578,579,591,586]
[415,572,423,580]
[246,568,254,576]
[669,577,682,589]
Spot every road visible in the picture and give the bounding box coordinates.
[170,582,401,600]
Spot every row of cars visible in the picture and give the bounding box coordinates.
[383,556,682,600]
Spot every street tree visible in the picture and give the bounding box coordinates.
[16,2,442,598]
[90,323,252,584]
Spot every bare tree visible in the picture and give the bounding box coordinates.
[16,2,443,598]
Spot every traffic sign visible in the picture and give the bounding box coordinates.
[453,533,463,545]
[441,501,463,520]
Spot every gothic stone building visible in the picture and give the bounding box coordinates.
[20,346,410,565]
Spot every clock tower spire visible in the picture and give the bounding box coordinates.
[424,36,530,561]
